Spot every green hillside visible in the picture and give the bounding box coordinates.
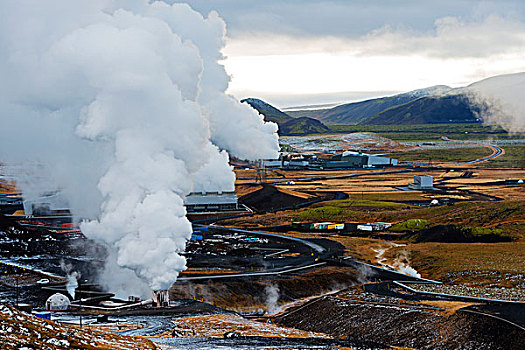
[363,94,480,125]
[279,117,330,135]
[289,86,451,125]
[241,98,293,124]
[241,97,329,135]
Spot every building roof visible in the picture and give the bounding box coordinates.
[184,191,237,206]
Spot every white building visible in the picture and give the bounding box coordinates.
[367,154,398,167]
[262,159,283,168]
[409,175,434,190]
[45,293,71,311]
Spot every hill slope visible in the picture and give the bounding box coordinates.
[241,98,329,135]
[363,94,481,125]
[245,73,523,127]
[279,117,330,135]
[289,86,452,125]
[241,98,293,124]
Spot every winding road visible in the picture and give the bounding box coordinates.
[440,136,505,165]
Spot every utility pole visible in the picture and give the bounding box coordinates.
[15,272,19,307]
[79,290,82,329]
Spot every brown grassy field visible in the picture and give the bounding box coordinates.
[230,165,525,292]
[387,241,525,287]
[236,168,525,201]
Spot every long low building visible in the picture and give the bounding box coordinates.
[184,191,240,212]
[0,194,23,215]
[328,151,398,167]
[262,151,398,169]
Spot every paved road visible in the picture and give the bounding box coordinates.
[117,316,174,336]
[177,262,327,281]
[463,143,504,164]
[179,225,328,281]
[210,225,326,253]
[441,136,505,165]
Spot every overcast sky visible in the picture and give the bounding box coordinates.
[174,0,525,107]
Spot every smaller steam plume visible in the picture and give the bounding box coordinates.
[357,264,376,283]
[467,72,525,133]
[264,284,280,314]
[60,260,80,299]
[392,250,421,278]
[66,272,79,300]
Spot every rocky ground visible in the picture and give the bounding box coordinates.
[0,304,157,350]
[411,283,525,302]
[274,286,525,350]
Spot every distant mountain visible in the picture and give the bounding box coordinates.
[245,73,523,127]
[241,97,329,135]
[288,85,453,125]
[364,94,481,125]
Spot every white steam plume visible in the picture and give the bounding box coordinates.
[0,1,278,297]
[60,260,80,299]
[392,250,421,279]
[466,72,525,133]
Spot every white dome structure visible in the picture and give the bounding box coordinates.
[45,293,71,311]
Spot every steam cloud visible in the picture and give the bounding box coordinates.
[0,1,278,297]
[392,250,421,279]
[466,72,525,133]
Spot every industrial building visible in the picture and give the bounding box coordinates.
[184,191,241,212]
[326,151,398,168]
[22,192,70,216]
[0,193,23,215]
[408,175,434,190]
[262,151,398,169]
[7,190,244,218]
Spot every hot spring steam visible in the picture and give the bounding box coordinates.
[0,0,278,297]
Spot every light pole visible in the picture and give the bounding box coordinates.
[79,290,82,329]
[15,273,19,307]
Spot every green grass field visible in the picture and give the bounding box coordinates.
[296,199,413,221]
[483,145,525,167]
[328,123,519,141]
[394,146,493,163]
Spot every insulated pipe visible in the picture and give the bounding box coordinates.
[70,299,153,311]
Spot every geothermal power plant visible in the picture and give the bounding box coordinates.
[0,1,524,349]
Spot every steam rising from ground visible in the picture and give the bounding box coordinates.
[60,260,79,299]
[0,1,278,297]
[467,72,525,133]
[264,284,280,314]
[392,250,421,279]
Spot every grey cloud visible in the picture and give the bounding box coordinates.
[357,15,525,58]
[173,0,525,39]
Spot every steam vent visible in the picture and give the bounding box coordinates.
[152,290,170,308]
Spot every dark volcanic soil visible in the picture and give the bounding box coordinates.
[239,184,322,212]
[171,267,360,311]
[274,287,525,350]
